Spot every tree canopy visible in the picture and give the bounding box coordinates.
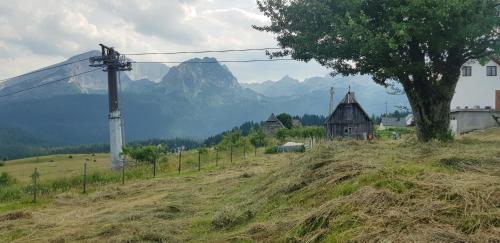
[122,145,167,164]
[277,113,293,129]
[255,0,499,141]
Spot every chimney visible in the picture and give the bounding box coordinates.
[496,90,500,111]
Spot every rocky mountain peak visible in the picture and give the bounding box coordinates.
[160,57,240,95]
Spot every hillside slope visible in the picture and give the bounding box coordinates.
[1,129,499,242]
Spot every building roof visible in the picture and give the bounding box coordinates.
[339,91,358,104]
[325,90,371,124]
[492,57,500,66]
[381,117,406,127]
[266,113,285,127]
[339,91,370,118]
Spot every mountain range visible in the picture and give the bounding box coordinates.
[0,51,408,147]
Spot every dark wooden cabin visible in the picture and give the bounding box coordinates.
[264,113,285,134]
[325,91,373,140]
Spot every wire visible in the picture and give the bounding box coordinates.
[132,58,295,64]
[123,47,283,56]
[0,68,101,98]
[0,57,91,83]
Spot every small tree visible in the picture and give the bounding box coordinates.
[277,113,293,129]
[249,129,268,155]
[219,131,245,150]
[276,128,288,143]
[122,145,167,164]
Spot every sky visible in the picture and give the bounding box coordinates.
[0,0,331,83]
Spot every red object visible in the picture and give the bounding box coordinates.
[496,90,500,111]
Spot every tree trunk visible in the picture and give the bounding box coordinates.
[402,76,458,142]
[410,97,453,142]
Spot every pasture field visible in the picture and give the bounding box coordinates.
[0,154,110,183]
[0,129,499,242]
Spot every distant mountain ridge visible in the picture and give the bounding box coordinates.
[0,51,408,147]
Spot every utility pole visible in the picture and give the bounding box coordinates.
[329,87,335,116]
[90,44,132,170]
[385,102,388,116]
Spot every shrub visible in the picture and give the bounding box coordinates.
[212,207,238,230]
[0,186,23,202]
[68,155,73,159]
[0,161,4,166]
[265,146,278,154]
[0,172,16,186]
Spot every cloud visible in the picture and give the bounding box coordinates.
[0,0,330,83]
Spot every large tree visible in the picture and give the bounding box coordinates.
[255,0,499,141]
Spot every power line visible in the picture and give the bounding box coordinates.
[0,68,101,98]
[123,47,283,56]
[0,57,90,83]
[0,47,285,81]
[132,58,295,64]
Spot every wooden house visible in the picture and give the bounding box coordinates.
[325,91,373,140]
[264,113,285,134]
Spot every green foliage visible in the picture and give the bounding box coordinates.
[0,161,4,166]
[0,172,16,186]
[276,129,288,143]
[277,113,293,129]
[122,145,167,164]
[219,131,249,150]
[265,146,279,154]
[197,147,209,154]
[248,129,268,148]
[255,0,499,142]
[374,127,414,140]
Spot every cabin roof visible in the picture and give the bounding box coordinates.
[326,91,371,124]
[266,113,285,127]
[339,91,358,104]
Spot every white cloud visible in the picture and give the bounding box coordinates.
[0,0,330,83]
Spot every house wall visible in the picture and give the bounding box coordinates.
[452,60,500,109]
[381,117,406,127]
[450,110,500,134]
[326,104,372,139]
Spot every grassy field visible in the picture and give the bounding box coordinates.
[0,129,499,242]
[0,154,110,183]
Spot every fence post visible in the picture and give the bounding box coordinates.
[178,150,182,174]
[31,168,39,203]
[230,145,233,164]
[198,150,201,171]
[215,148,219,166]
[153,159,157,178]
[254,146,257,157]
[83,162,87,193]
[122,160,125,185]
[243,145,246,160]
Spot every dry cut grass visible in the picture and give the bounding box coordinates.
[0,129,499,242]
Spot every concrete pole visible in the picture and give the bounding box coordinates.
[107,51,124,171]
[90,44,131,171]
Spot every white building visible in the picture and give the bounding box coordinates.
[452,58,500,110]
[450,58,500,134]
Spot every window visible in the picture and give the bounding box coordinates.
[461,66,472,76]
[487,66,497,76]
[344,126,353,135]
